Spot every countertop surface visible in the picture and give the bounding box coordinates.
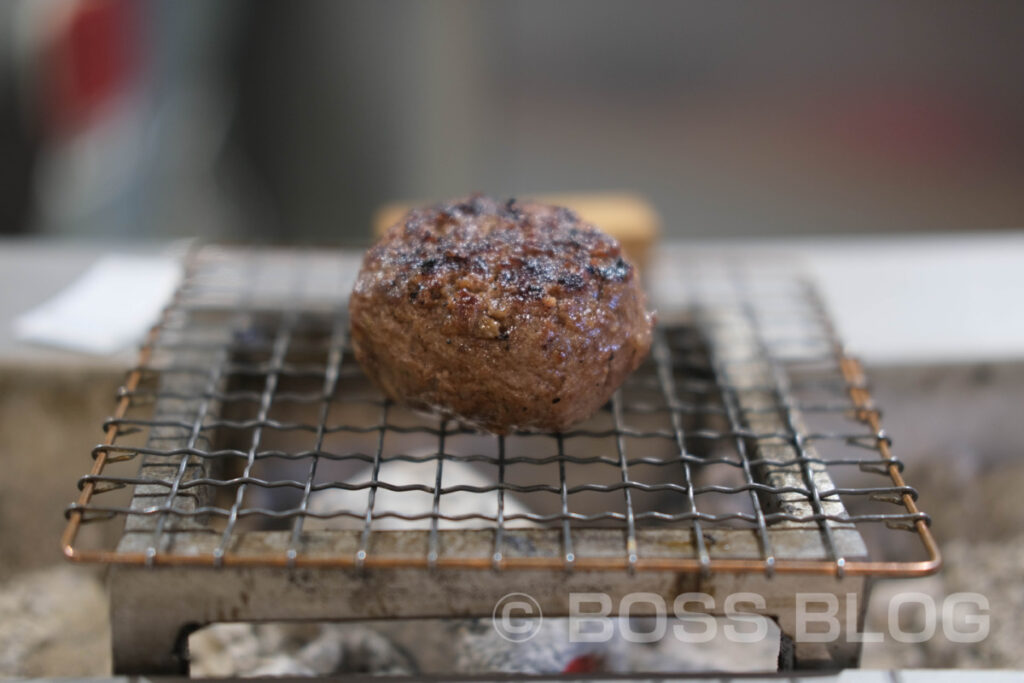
[2,232,1022,369]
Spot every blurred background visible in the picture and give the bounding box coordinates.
[2,0,1024,243]
[2,2,1024,676]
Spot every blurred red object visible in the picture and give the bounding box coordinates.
[561,653,602,674]
[47,0,139,134]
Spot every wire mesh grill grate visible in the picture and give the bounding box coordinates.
[63,246,939,576]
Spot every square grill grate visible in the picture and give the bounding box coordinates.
[63,245,939,577]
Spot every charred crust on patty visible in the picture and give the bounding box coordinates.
[364,195,633,309]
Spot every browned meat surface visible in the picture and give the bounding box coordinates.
[348,195,654,433]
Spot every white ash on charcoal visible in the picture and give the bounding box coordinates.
[189,622,416,677]
[449,616,778,675]
[191,615,779,676]
[304,455,539,530]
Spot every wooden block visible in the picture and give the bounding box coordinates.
[372,192,660,270]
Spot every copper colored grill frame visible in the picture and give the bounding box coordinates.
[62,247,940,578]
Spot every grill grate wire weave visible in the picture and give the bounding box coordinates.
[63,246,939,577]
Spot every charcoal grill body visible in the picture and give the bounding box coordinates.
[109,558,868,673]
[63,247,938,675]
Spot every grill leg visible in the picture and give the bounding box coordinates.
[777,628,796,670]
[774,579,869,670]
[109,567,197,674]
[110,613,194,674]
[775,622,863,670]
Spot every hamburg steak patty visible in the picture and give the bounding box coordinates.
[349,195,654,433]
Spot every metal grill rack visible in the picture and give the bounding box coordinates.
[62,245,939,673]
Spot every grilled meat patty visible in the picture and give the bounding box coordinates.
[349,195,654,433]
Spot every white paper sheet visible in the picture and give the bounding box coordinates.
[13,254,181,355]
